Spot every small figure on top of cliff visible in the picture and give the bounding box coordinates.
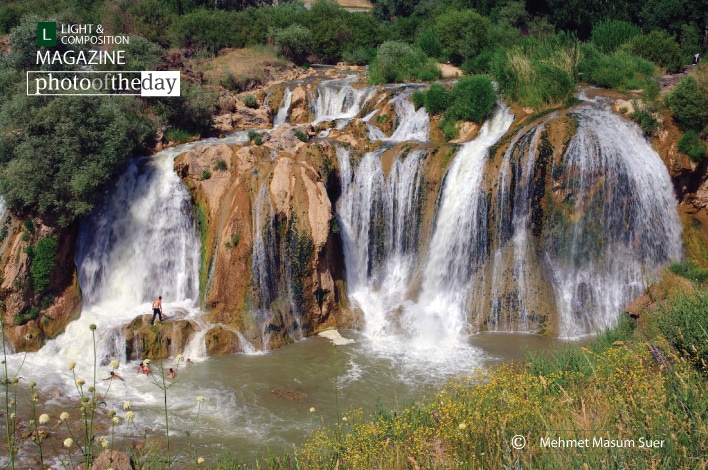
[167,368,175,379]
[151,296,163,325]
[694,53,701,65]
[103,371,124,381]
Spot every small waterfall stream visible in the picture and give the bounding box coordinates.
[313,75,375,128]
[273,88,292,127]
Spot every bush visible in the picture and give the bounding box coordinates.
[31,236,57,293]
[243,94,258,108]
[422,84,451,115]
[446,76,496,122]
[630,109,659,136]
[368,40,441,84]
[411,91,425,109]
[630,30,683,73]
[439,119,458,140]
[590,19,640,54]
[369,40,421,83]
[248,130,263,145]
[294,130,308,142]
[418,29,442,59]
[491,34,580,108]
[678,131,707,162]
[220,67,266,93]
[201,170,212,180]
[0,95,154,226]
[213,159,228,171]
[271,24,312,64]
[666,75,708,132]
[343,46,376,65]
[579,43,657,91]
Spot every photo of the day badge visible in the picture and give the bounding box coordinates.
[27,71,181,97]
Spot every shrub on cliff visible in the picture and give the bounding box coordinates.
[666,75,708,132]
[678,131,707,162]
[447,76,496,122]
[422,84,451,115]
[579,43,656,91]
[30,236,58,293]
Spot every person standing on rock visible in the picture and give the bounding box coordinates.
[151,296,163,324]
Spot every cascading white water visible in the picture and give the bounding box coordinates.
[336,146,425,338]
[481,119,548,332]
[76,157,200,308]
[313,75,375,128]
[403,106,515,345]
[365,90,429,143]
[546,106,682,336]
[273,88,292,127]
[5,132,249,396]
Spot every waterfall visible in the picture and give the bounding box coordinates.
[273,88,292,127]
[404,106,515,344]
[544,106,682,336]
[7,133,252,387]
[313,75,375,128]
[76,155,200,307]
[337,146,426,338]
[366,91,430,143]
[249,182,306,346]
[481,119,548,332]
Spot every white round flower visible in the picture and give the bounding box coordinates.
[67,361,76,371]
[75,378,85,387]
[110,360,119,370]
[123,401,132,410]
[197,396,205,403]
[197,457,205,464]
[63,438,73,448]
[309,407,315,413]
[39,414,50,424]
[112,416,120,424]
[60,412,70,421]
[125,411,135,420]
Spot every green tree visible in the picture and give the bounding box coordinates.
[271,24,313,64]
[435,8,491,64]
[7,15,78,71]
[0,95,154,226]
[418,29,443,59]
[630,30,684,73]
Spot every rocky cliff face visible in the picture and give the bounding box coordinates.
[0,216,81,352]
[174,127,354,351]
